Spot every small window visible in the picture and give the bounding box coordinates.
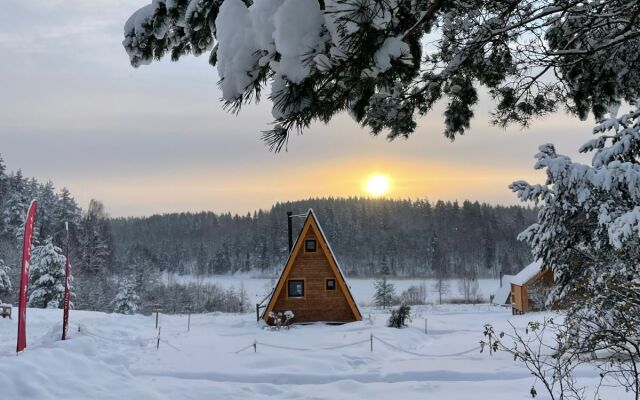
[326,279,336,291]
[288,280,304,298]
[305,239,316,252]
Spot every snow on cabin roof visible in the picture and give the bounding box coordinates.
[510,260,544,286]
[492,275,514,304]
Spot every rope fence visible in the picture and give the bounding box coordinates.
[233,333,480,358]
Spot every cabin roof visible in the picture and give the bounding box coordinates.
[511,260,544,286]
[492,275,514,304]
[262,208,361,321]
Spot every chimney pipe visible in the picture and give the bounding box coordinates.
[287,211,293,253]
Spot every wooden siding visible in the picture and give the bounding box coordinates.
[511,268,554,313]
[270,229,356,323]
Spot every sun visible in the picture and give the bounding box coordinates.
[365,174,390,196]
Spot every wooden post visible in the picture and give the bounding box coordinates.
[370,333,373,352]
[253,340,257,353]
[186,306,191,332]
[153,304,162,329]
[156,327,161,350]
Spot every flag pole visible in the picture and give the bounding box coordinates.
[62,222,71,340]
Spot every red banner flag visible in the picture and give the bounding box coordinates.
[17,200,38,353]
[62,222,71,340]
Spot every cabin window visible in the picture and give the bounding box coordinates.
[326,279,336,290]
[305,239,316,252]
[288,280,305,298]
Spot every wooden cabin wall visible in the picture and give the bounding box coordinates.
[270,229,356,323]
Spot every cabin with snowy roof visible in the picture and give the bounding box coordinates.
[262,209,362,325]
[510,260,554,314]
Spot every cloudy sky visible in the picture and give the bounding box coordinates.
[0,0,596,217]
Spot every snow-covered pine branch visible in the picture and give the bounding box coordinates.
[123,0,640,151]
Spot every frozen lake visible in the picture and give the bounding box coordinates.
[163,274,505,306]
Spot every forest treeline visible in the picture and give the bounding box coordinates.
[111,198,536,279]
[0,154,535,311]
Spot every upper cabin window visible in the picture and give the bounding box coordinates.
[305,239,317,252]
[326,279,336,290]
[288,280,305,298]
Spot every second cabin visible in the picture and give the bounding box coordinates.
[262,209,362,325]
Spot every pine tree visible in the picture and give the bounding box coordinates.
[52,187,81,247]
[78,199,112,273]
[373,277,396,309]
[111,277,140,315]
[512,99,640,344]
[123,0,640,151]
[2,172,28,242]
[0,258,11,300]
[29,239,67,308]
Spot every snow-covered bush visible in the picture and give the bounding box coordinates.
[111,278,140,315]
[399,283,426,305]
[0,259,11,299]
[387,305,410,329]
[28,239,67,308]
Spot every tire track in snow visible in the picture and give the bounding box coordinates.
[133,369,533,385]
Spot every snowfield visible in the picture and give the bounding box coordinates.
[0,305,624,400]
[165,275,501,305]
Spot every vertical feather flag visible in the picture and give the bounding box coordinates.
[17,200,38,353]
[62,222,71,340]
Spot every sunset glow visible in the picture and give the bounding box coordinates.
[365,174,390,196]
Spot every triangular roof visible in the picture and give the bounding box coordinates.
[263,209,362,321]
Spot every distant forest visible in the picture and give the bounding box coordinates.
[111,198,536,278]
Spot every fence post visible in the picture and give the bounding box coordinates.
[370,333,373,352]
[153,304,162,329]
[253,340,257,353]
[186,306,191,332]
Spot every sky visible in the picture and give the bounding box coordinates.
[0,0,597,217]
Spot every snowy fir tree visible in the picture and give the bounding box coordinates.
[373,276,396,309]
[0,258,11,300]
[2,172,28,242]
[123,0,640,150]
[511,99,640,351]
[29,239,67,309]
[111,278,140,315]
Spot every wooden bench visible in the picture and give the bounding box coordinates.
[0,304,11,319]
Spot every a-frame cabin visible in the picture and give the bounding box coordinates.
[262,209,362,325]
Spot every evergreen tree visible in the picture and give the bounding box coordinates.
[111,277,140,315]
[78,199,112,273]
[512,99,640,352]
[2,172,28,242]
[124,0,640,150]
[52,187,81,247]
[0,258,11,300]
[29,239,67,308]
[373,277,396,309]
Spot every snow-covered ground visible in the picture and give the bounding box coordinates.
[0,305,623,400]
[165,275,502,305]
